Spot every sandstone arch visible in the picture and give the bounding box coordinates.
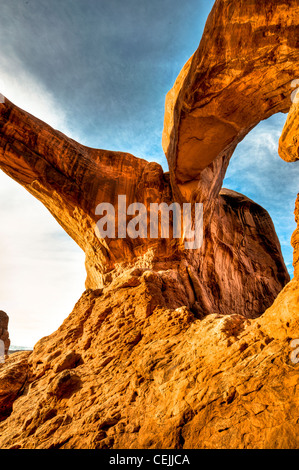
[162,0,299,198]
[0,0,298,449]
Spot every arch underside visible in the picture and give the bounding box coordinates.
[162,0,299,202]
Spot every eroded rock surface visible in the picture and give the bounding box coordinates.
[293,194,299,279]
[0,100,289,319]
[0,274,297,449]
[162,0,299,196]
[279,98,299,280]
[0,0,298,449]
[0,351,29,422]
[279,102,299,164]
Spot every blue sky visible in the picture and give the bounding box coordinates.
[0,0,298,347]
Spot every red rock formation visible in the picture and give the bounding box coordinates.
[279,102,299,164]
[293,194,299,279]
[0,274,298,448]
[0,0,298,449]
[0,98,172,288]
[162,0,299,203]
[0,98,289,319]
[0,352,29,422]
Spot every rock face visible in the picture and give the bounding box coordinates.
[0,0,298,449]
[293,194,299,279]
[0,100,289,320]
[0,352,30,422]
[279,102,299,164]
[0,276,298,448]
[0,311,10,355]
[162,0,299,203]
[279,101,299,281]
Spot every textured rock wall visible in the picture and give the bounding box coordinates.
[279,101,299,279]
[162,0,299,189]
[0,0,298,449]
[0,99,290,319]
[0,274,298,448]
[293,194,299,279]
[279,102,299,164]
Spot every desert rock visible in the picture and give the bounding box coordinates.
[162,0,299,198]
[0,0,298,449]
[0,99,289,319]
[0,275,297,448]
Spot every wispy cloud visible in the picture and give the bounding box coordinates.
[0,44,87,348]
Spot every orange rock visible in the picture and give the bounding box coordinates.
[279,103,299,163]
[291,194,299,280]
[0,99,289,319]
[0,351,29,422]
[0,0,298,450]
[0,276,297,448]
[162,0,299,201]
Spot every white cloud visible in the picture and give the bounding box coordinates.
[0,172,86,348]
[0,50,73,136]
[0,56,86,348]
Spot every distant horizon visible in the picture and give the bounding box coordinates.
[8,345,32,351]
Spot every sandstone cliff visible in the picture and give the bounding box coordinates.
[0,0,298,449]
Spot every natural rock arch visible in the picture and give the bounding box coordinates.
[162,0,299,189]
[1,1,298,319]
[0,0,298,449]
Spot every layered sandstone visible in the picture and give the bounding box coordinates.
[0,99,289,319]
[0,0,298,449]
[279,102,299,164]
[0,98,172,289]
[162,0,299,205]
[278,99,299,280]
[0,274,298,448]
